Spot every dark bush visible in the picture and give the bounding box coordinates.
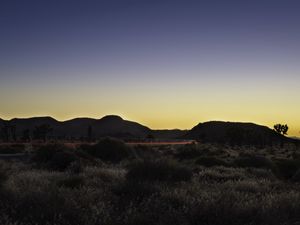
[32,144,78,171]
[0,162,8,187]
[292,152,300,160]
[126,160,192,183]
[67,160,83,174]
[113,180,158,202]
[291,169,300,182]
[49,151,77,171]
[175,144,204,160]
[0,144,25,154]
[10,189,84,225]
[133,144,159,160]
[275,159,300,179]
[57,175,84,189]
[233,155,275,170]
[32,144,69,163]
[195,156,229,167]
[82,138,131,163]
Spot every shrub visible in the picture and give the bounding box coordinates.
[126,160,192,183]
[10,188,84,225]
[0,162,8,187]
[175,144,204,160]
[32,144,69,163]
[67,160,83,174]
[0,144,25,154]
[113,180,158,202]
[57,175,84,189]
[233,155,275,170]
[32,144,78,171]
[291,169,300,182]
[195,156,229,167]
[133,144,159,160]
[49,151,77,171]
[275,159,300,179]
[82,138,131,163]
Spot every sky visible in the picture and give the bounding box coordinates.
[0,0,300,136]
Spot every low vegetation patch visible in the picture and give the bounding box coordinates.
[0,144,25,154]
[0,142,300,225]
[175,143,204,160]
[126,160,192,183]
[80,138,132,163]
[233,155,275,169]
[195,156,229,167]
[274,159,300,180]
[32,144,79,171]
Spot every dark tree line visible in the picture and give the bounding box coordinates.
[0,123,16,142]
[0,123,53,142]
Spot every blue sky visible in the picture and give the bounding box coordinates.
[1,0,300,135]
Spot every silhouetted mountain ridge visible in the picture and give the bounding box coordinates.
[1,115,151,139]
[0,117,297,145]
[183,121,296,146]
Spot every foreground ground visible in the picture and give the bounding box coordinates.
[1,140,300,225]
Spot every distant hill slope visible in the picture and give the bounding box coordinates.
[0,115,185,140]
[183,121,296,146]
[3,115,150,139]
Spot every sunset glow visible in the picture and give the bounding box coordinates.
[1,0,300,136]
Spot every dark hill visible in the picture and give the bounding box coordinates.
[184,121,294,146]
[9,117,61,135]
[5,115,152,139]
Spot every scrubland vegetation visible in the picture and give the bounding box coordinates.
[1,139,300,225]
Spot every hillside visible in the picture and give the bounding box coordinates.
[1,117,297,145]
[0,115,150,140]
[0,115,186,140]
[183,121,295,146]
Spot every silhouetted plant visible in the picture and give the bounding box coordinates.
[33,124,53,141]
[32,144,78,171]
[22,129,31,142]
[49,151,78,171]
[0,123,17,142]
[10,125,16,142]
[274,124,289,136]
[0,123,10,142]
[82,138,131,163]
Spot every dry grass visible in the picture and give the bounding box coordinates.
[0,142,300,225]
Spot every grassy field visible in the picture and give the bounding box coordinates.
[1,139,300,225]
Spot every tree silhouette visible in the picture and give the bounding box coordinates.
[274,124,289,136]
[33,124,53,141]
[0,124,10,142]
[22,129,31,142]
[10,125,16,142]
[0,123,16,142]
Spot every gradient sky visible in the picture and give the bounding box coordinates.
[1,0,300,136]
